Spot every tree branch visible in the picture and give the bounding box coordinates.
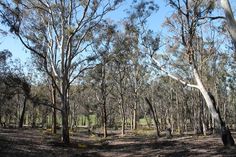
[151,57,199,89]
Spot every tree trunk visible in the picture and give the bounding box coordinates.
[61,110,70,144]
[121,105,125,136]
[221,0,236,58]
[176,94,183,135]
[145,97,160,138]
[61,82,70,144]
[31,105,36,128]
[198,91,204,135]
[130,111,133,130]
[166,117,172,138]
[19,97,27,128]
[0,106,2,127]
[170,90,174,135]
[193,67,235,146]
[133,100,137,130]
[101,62,108,138]
[51,84,57,134]
[102,100,108,138]
[193,103,198,134]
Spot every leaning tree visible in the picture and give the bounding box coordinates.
[147,0,235,146]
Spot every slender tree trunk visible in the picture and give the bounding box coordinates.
[169,87,174,134]
[130,111,133,130]
[193,99,198,134]
[0,105,2,126]
[184,98,188,133]
[198,91,204,134]
[87,114,91,129]
[120,95,126,136]
[19,97,27,128]
[121,102,125,136]
[223,102,226,122]
[176,94,183,135]
[101,61,108,138]
[71,102,77,129]
[51,84,57,134]
[166,116,172,138]
[133,100,137,130]
[234,98,236,129]
[102,100,108,138]
[41,111,47,128]
[145,97,160,138]
[31,105,36,128]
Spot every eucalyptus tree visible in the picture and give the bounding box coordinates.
[128,62,147,130]
[124,23,147,130]
[112,43,129,136]
[0,50,31,128]
[147,0,234,146]
[0,0,123,144]
[90,21,116,137]
[0,50,12,126]
[119,0,159,132]
[0,71,31,128]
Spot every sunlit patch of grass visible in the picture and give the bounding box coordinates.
[133,128,155,136]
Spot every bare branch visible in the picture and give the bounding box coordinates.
[151,56,199,89]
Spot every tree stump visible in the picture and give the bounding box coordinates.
[166,128,172,139]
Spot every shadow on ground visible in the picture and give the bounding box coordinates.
[0,128,236,157]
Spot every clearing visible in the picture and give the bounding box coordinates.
[0,128,236,157]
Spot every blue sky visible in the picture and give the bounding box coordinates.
[1,0,233,64]
[0,1,171,64]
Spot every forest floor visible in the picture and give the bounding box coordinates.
[0,128,236,157]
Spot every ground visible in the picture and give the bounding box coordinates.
[0,128,236,157]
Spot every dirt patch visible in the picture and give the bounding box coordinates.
[0,128,235,157]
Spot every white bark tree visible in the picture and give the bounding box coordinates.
[221,0,236,53]
[148,0,235,146]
